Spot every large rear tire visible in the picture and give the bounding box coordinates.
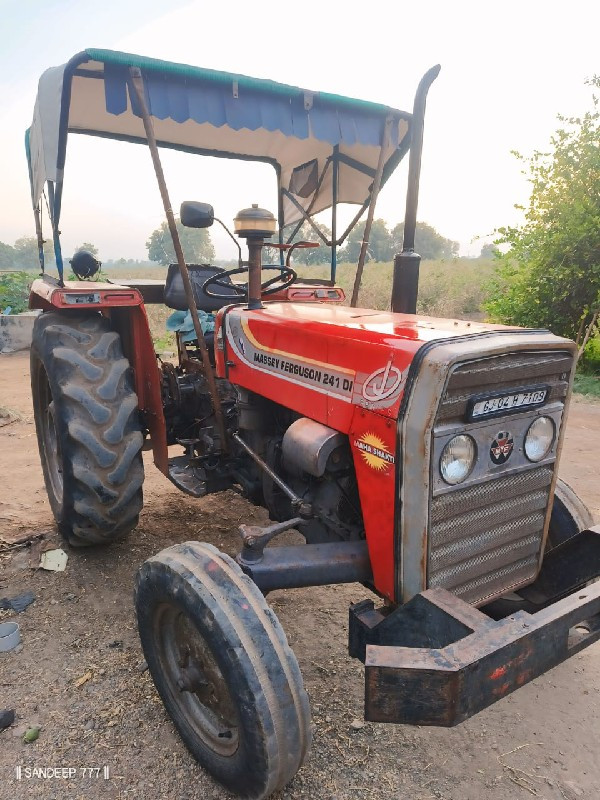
[135,541,311,799]
[30,311,144,545]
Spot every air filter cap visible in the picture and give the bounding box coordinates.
[234,204,276,238]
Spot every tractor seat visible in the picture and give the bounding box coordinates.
[164,264,240,312]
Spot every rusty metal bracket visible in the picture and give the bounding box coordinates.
[355,579,600,727]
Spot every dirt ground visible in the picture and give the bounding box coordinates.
[0,349,599,800]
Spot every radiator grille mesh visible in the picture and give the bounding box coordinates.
[428,349,573,606]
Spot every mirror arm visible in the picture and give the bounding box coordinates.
[214,217,243,269]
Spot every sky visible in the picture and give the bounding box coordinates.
[0,0,598,262]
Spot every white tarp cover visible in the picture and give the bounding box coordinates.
[28,49,411,229]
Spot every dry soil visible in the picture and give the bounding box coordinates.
[0,350,599,800]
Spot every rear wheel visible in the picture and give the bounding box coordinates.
[30,311,144,545]
[135,541,311,799]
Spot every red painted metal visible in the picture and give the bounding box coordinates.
[29,278,142,309]
[216,302,509,600]
[31,277,514,600]
[125,305,168,475]
[29,279,168,475]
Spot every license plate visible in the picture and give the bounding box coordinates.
[470,387,548,419]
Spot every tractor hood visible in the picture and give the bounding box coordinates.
[219,302,526,429]
[250,302,513,344]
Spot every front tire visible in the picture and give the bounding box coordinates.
[547,477,594,551]
[30,311,144,545]
[135,542,311,799]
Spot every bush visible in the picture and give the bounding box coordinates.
[579,336,600,375]
[0,272,32,314]
[485,77,600,343]
[322,258,498,320]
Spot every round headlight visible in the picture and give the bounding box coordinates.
[440,434,477,485]
[524,416,555,462]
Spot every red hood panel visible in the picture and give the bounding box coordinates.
[218,303,516,429]
[251,303,513,344]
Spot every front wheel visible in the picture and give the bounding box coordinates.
[546,477,594,551]
[135,542,311,799]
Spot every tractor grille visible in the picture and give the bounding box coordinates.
[429,467,553,604]
[428,350,573,606]
[436,350,572,425]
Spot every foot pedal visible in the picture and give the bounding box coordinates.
[167,457,207,498]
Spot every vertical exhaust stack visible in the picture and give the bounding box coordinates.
[391,65,441,314]
[234,205,277,311]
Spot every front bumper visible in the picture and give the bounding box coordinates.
[350,527,600,726]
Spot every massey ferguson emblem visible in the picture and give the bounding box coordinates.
[362,359,404,402]
[490,431,514,465]
[358,358,406,408]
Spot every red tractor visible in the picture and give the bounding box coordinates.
[26,50,599,799]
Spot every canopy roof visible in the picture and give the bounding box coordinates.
[27,48,413,234]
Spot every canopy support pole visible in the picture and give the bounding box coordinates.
[331,146,338,282]
[129,67,228,454]
[47,183,65,285]
[350,116,393,307]
[33,204,45,274]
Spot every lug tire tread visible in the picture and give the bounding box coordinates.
[136,541,311,799]
[30,311,144,545]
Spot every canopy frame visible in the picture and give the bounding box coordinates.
[26,49,438,291]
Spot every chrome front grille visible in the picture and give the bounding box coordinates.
[437,350,572,425]
[428,349,574,606]
[429,467,553,604]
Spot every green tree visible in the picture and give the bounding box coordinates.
[13,236,55,270]
[338,219,393,263]
[0,241,16,268]
[391,222,459,260]
[289,222,331,265]
[146,219,215,266]
[74,242,99,258]
[263,222,332,266]
[479,243,499,259]
[485,77,600,344]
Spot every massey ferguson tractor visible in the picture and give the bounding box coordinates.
[25,50,600,799]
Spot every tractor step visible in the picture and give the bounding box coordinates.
[167,458,207,498]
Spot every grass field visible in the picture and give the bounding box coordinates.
[5,259,599,398]
[573,374,600,400]
[100,257,499,354]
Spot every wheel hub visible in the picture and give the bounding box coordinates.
[155,603,239,756]
[39,373,63,503]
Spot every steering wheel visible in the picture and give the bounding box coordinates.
[202,264,297,300]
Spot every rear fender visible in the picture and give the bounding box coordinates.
[29,278,168,474]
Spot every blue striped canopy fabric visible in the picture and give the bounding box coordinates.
[27,49,412,229]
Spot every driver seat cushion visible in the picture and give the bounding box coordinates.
[164,263,240,312]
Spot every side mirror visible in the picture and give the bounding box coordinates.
[180,201,214,229]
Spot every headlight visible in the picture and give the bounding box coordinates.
[440,434,477,485]
[524,416,555,462]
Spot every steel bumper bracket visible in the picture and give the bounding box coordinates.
[360,580,600,726]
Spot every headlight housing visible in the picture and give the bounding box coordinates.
[524,416,555,462]
[440,434,477,485]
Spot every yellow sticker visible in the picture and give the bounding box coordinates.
[354,432,395,472]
